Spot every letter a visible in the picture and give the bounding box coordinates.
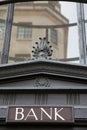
[24,108,38,121]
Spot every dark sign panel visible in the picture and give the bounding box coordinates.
[7,106,74,123]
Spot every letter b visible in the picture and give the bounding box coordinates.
[15,108,24,121]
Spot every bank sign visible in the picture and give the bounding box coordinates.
[7,106,74,123]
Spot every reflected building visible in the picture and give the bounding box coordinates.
[0,1,69,63]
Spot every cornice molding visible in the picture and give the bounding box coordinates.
[0,60,87,82]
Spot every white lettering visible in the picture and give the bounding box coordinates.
[14,107,67,122]
[41,108,52,120]
[15,108,24,120]
[55,108,65,121]
[24,108,38,120]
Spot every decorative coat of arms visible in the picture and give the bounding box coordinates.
[34,77,50,87]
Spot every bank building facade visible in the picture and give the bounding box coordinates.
[0,0,87,130]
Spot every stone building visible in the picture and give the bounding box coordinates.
[0,59,87,130]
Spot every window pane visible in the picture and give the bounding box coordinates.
[50,28,57,45]
[60,2,79,63]
[17,26,32,40]
[0,1,80,64]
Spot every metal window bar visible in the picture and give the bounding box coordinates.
[77,3,87,64]
[0,0,87,5]
[1,4,15,64]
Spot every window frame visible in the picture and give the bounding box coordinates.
[0,0,87,5]
[17,23,32,41]
[50,28,58,45]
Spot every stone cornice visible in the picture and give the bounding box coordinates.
[0,60,87,82]
[13,4,68,24]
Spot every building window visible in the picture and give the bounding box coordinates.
[50,28,57,45]
[0,23,5,39]
[17,23,32,40]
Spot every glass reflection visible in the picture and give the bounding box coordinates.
[8,1,79,63]
[0,1,85,64]
[0,4,7,63]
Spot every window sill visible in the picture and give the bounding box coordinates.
[16,39,32,41]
